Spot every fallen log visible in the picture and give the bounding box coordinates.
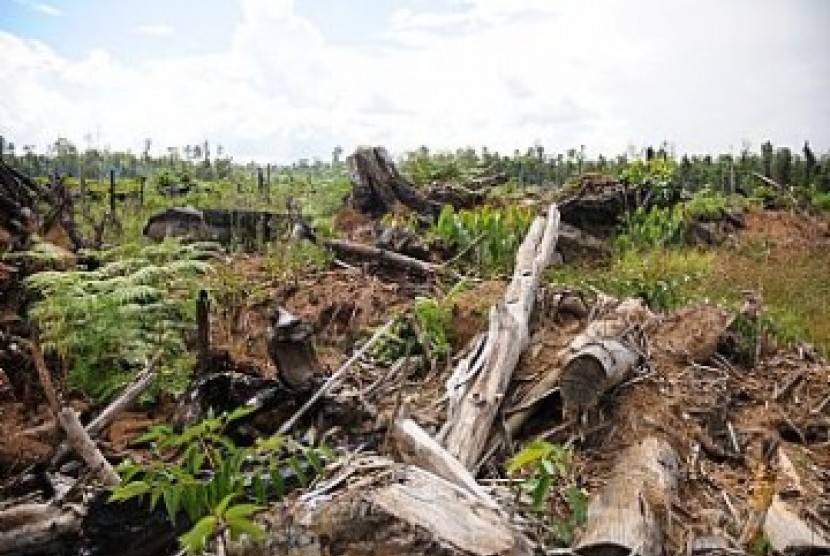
[573,436,680,556]
[323,238,442,275]
[0,503,82,556]
[559,298,650,420]
[441,204,560,469]
[57,408,120,486]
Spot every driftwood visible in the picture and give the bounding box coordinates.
[574,436,679,556]
[323,238,442,275]
[57,408,120,486]
[559,298,650,419]
[0,503,82,556]
[267,307,319,389]
[346,146,437,218]
[441,204,560,469]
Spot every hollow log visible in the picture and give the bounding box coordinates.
[574,436,680,556]
[267,307,319,390]
[441,204,560,469]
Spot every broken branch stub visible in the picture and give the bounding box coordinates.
[574,436,680,556]
[442,204,560,469]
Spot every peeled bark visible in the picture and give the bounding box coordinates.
[574,436,680,556]
[441,204,560,469]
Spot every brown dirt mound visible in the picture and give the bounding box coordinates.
[448,280,506,349]
[740,207,830,251]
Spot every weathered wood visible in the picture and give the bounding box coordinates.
[391,417,495,505]
[559,299,649,418]
[57,408,120,486]
[574,436,680,556]
[277,318,395,435]
[323,238,442,275]
[442,204,560,469]
[51,353,160,466]
[0,503,82,556]
[764,495,830,554]
[267,307,319,389]
[369,466,532,555]
[346,146,436,218]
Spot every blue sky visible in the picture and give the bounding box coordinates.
[1,0,828,162]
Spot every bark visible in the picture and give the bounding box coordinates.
[559,299,650,418]
[346,146,437,218]
[0,503,82,556]
[574,436,680,556]
[441,204,560,469]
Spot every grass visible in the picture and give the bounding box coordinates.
[548,210,830,355]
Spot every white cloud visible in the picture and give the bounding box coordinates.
[134,24,175,37]
[0,0,827,162]
[13,0,63,17]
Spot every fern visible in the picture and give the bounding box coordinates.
[25,240,216,401]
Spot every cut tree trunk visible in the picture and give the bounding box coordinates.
[267,307,319,390]
[441,204,560,469]
[346,146,437,218]
[559,299,650,419]
[573,436,680,556]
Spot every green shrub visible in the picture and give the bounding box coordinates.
[24,240,216,401]
[112,407,334,554]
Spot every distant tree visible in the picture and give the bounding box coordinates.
[772,147,792,186]
[203,140,210,161]
[760,141,773,178]
[332,145,343,166]
[803,141,816,182]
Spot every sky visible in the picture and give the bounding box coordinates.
[1,0,828,163]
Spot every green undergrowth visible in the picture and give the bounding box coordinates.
[24,240,218,401]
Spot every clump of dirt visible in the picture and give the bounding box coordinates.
[332,207,375,244]
[448,280,506,349]
[649,304,731,362]
[740,207,830,251]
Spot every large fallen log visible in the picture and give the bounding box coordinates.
[573,436,680,556]
[441,204,560,469]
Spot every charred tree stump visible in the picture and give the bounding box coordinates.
[441,204,560,469]
[346,146,437,218]
[267,307,319,390]
[574,436,679,556]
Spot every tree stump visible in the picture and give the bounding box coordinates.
[267,307,319,390]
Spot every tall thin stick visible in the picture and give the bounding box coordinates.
[278,318,396,435]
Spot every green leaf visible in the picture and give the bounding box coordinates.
[163,488,181,524]
[213,493,236,517]
[226,515,266,542]
[224,503,261,521]
[109,480,151,502]
[531,472,552,509]
[506,440,554,474]
[179,515,218,554]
